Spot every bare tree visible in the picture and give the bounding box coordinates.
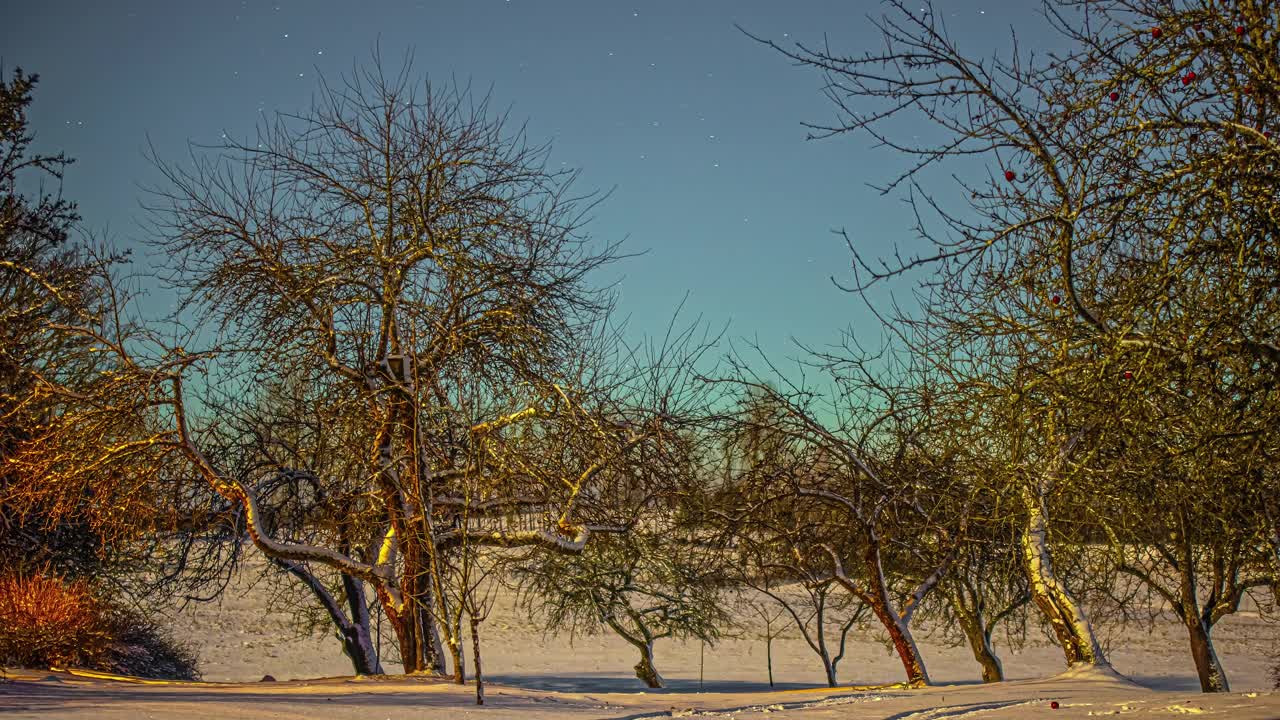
[737,588,788,687]
[1,68,240,613]
[1,67,112,578]
[935,527,1030,683]
[516,528,728,688]
[736,542,866,688]
[1089,349,1278,692]
[9,56,701,678]
[711,356,969,688]
[745,0,1280,680]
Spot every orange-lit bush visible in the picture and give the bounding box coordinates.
[0,572,199,679]
[0,572,113,670]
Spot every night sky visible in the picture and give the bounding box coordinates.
[5,1,1050,360]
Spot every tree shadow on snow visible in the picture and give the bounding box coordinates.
[1121,673,1203,692]
[485,671,822,694]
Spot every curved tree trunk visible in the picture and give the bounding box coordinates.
[275,559,385,675]
[1185,616,1229,693]
[827,543,932,687]
[633,639,664,688]
[1021,483,1106,667]
[340,574,384,675]
[603,614,665,688]
[864,548,930,687]
[969,626,1003,684]
[866,597,929,687]
[945,588,1003,683]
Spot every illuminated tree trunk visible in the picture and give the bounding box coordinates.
[447,620,466,684]
[379,565,446,675]
[864,565,930,687]
[1020,482,1105,667]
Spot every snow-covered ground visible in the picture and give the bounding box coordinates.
[2,562,1277,718]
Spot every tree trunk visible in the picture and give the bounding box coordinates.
[1268,524,1280,608]
[946,589,1003,683]
[765,625,775,688]
[427,608,446,674]
[275,559,385,676]
[972,627,1003,684]
[863,549,930,687]
[470,615,485,705]
[633,639,664,688]
[1185,616,1229,693]
[867,599,929,686]
[1171,511,1229,694]
[385,605,417,673]
[340,574,384,675]
[337,624,382,675]
[814,616,837,687]
[1021,483,1106,667]
[821,655,837,688]
[379,581,446,674]
[448,629,465,684]
[383,597,444,675]
[394,543,426,674]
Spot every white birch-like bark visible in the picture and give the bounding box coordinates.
[1020,479,1106,667]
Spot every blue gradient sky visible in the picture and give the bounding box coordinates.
[5,0,1052,362]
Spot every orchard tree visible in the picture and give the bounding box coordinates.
[934,518,1030,683]
[209,374,388,676]
[1091,339,1278,692]
[713,353,970,688]
[747,0,1279,683]
[9,57,704,678]
[735,535,868,688]
[516,530,728,688]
